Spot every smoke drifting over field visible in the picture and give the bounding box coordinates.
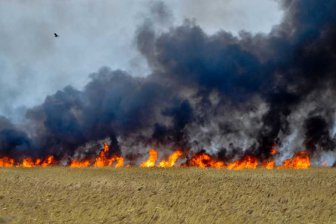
[1,0,336,165]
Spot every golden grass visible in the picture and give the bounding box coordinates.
[0,168,335,224]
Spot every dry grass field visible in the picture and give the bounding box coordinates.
[0,168,335,224]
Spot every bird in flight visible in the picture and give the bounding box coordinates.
[54,33,59,38]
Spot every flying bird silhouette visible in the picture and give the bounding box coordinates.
[54,33,59,38]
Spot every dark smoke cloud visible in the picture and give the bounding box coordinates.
[1,0,336,164]
[0,116,31,157]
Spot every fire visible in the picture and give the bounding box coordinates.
[227,155,258,170]
[0,157,15,167]
[0,144,125,168]
[159,150,183,168]
[22,158,35,168]
[94,143,114,167]
[280,151,311,169]
[262,160,275,170]
[140,149,158,168]
[270,146,277,155]
[70,159,91,168]
[190,152,225,168]
[72,144,124,168]
[17,156,57,168]
[0,144,315,170]
[40,155,56,167]
[115,157,124,168]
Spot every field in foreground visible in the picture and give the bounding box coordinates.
[0,168,335,224]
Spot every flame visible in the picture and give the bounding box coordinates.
[227,155,258,170]
[158,150,183,168]
[0,145,316,170]
[0,157,15,167]
[280,151,311,169]
[21,158,35,168]
[190,152,225,168]
[19,156,57,168]
[40,155,56,167]
[270,146,277,155]
[71,144,124,168]
[94,143,113,167]
[70,159,91,168]
[115,157,124,168]
[262,160,275,169]
[140,149,158,168]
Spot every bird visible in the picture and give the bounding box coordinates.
[54,33,59,38]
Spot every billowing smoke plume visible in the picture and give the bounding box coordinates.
[2,0,336,164]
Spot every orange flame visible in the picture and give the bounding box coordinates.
[270,146,277,155]
[0,144,314,170]
[40,155,56,167]
[140,149,158,168]
[159,150,183,168]
[190,152,225,168]
[227,155,258,170]
[70,159,91,168]
[115,157,124,168]
[280,151,310,169]
[21,158,35,168]
[14,155,56,168]
[0,157,15,167]
[262,160,275,169]
[79,143,125,168]
[94,143,113,167]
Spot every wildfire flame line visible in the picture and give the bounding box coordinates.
[0,145,314,169]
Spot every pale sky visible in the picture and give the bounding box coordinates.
[0,0,283,119]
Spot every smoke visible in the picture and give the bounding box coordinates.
[1,0,336,164]
[0,116,31,157]
[0,0,280,118]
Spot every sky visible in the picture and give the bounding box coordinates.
[0,0,283,119]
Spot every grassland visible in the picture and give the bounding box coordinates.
[0,168,335,224]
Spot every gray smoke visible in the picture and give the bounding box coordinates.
[1,0,336,165]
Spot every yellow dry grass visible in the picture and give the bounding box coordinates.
[0,168,335,224]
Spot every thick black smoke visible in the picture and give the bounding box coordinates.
[0,116,31,157]
[1,0,336,163]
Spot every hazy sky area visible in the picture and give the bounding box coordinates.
[0,0,283,120]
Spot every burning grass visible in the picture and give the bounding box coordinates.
[0,144,314,169]
[0,168,335,224]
